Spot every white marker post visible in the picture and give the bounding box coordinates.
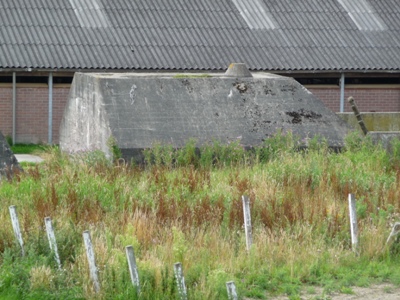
[226,281,238,300]
[174,262,187,300]
[9,205,24,256]
[348,194,359,253]
[126,245,140,294]
[83,231,100,293]
[44,217,61,269]
[386,222,400,245]
[242,195,253,251]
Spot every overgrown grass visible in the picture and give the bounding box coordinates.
[1,131,400,299]
[10,143,53,155]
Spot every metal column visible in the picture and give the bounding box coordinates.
[12,72,16,145]
[339,73,345,113]
[48,72,53,144]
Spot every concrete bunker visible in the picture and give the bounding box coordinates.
[0,132,21,180]
[60,68,351,162]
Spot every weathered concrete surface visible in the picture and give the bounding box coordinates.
[60,72,351,161]
[338,112,400,132]
[368,131,400,152]
[0,132,21,180]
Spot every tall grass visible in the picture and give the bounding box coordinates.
[1,131,400,299]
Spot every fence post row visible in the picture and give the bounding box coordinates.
[9,205,25,256]
[242,195,253,251]
[348,194,359,254]
[8,191,398,297]
[44,217,62,269]
[174,262,188,300]
[83,230,101,293]
[126,245,140,294]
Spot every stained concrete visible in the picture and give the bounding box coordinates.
[60,72,351,161]
[14,154,44,163]
[368,131,400,153]
[0,132,21,180]
[339,112,400,132]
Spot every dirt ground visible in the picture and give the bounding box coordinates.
[266,284,400,299]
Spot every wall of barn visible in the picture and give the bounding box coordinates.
[0,84,70,144]
[307,85,400,113]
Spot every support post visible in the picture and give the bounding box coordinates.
[126,245,140,294]
[48,72,53,144]
[12,72,16,145]
[348,194,359,253]
[226,281,238,300]
[174,262,187,300]
[9,205,24,256]
[44,217,61,269]
[242,195,253,251]
[340,73,345,113]
[83,230,100,293]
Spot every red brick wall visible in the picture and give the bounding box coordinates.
[308,85,400,113]
[0,84,70,144]
[0,85,13,138]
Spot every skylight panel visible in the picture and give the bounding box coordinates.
[337,0,387,31]
[69,0,110,28]
[232,0,276,30]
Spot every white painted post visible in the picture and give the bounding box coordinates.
[226,281,238,300]
[348,194,359,253]
[83,230,100,293]
[242,195,253,251]
[9,205,24,256]
[126,245,140,294]
[386,222,400,245]
[44,217,61,269]
[174,262,187,300]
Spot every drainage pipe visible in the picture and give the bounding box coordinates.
[339,73,345,113]
[12,72,16,145]
[48,72,53,144]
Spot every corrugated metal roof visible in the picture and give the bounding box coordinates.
[1,0,400,71]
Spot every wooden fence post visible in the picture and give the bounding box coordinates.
[9,205,24,256]
[226,281,238,300]
[348,194,359,253]
[44,217,61,269]
[174,262,187,300]
[83,230,100,293]
[126,245,140,294]
[242,195,253,251]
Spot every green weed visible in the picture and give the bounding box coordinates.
[1,133,400,298]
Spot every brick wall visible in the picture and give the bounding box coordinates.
[0,85,13,138]
[0,84,70,144]
[307,85,400,113]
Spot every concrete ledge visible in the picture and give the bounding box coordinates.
[15,154,44,163]
[338,112,400,132]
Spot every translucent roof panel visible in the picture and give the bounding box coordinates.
[337,0,387,31]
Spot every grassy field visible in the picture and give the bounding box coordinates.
[1,132,400,299]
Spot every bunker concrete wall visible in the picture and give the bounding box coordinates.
[59,75,112,158]
[60,72,351,160]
